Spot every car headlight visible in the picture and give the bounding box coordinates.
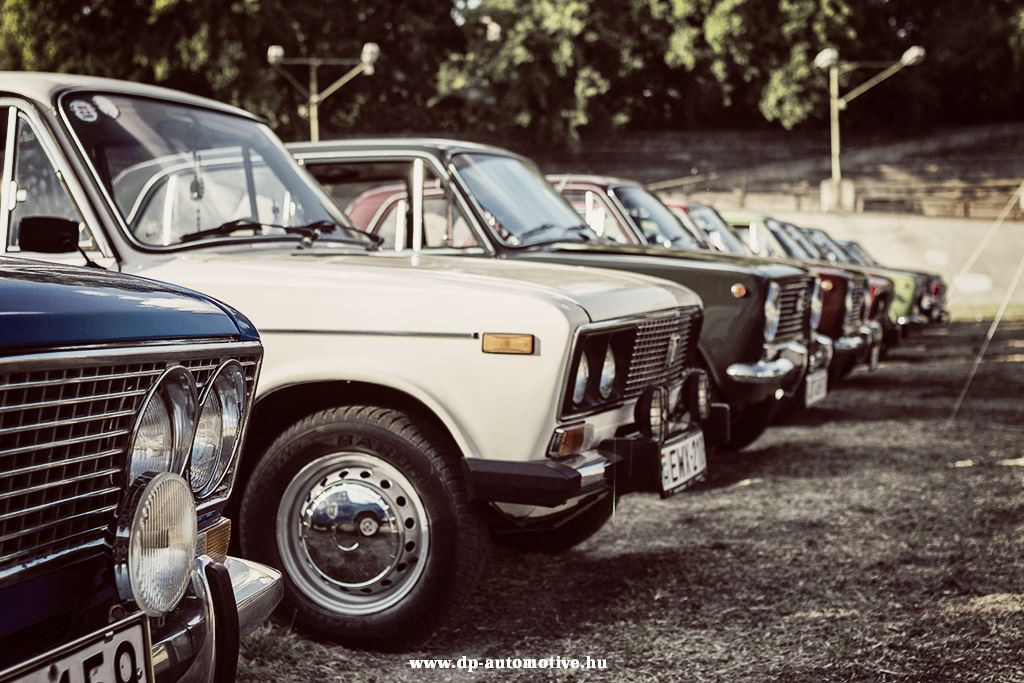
[809,279,824,331]
[844,284,855,326]
[114,472,197,617]
[572,356,590,405]
[598,345,617,399]
[128,367,198,483]
[190,361,247,497]
[763,282,781,342]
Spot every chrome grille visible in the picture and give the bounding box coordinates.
[845,273,867,330]
[0,344,260,578]
[623,307,702,399]
[775,277,813,342]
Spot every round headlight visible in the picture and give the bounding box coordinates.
[763,282,781,343]
[598,346,617,399]
[128,367,197,483]
[572,356,590,405]
[115,472,196,617]
[810,279,824,331]
[190,361,247,497]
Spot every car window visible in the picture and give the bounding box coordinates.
[613,186,703,249]
[560,188,633,243]
[6,114,92,251]
[306,159,477,251]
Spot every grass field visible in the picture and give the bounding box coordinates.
[238,320,1024,682]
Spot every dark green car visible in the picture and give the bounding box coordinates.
[290,139,821,450]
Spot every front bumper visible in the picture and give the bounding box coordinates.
[464,424,709,508]
[726,341,808,398]
[151,555,283,682]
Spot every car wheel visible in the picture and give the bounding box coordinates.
[722,397,780,451]
[239,405,487,646]
[490,493,614,553]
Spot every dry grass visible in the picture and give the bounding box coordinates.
[239,321,1024,682]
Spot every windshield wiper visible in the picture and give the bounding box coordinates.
[178,218,380,249]
[514,223,602,247]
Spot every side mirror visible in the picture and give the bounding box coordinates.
[18,216,81,254]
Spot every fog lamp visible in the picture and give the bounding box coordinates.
[114,472,196,617]
[635,386,669,443]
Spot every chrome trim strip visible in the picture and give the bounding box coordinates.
[261,328,479,340]
[0,389,147,414]
[0,341,262,372]
[0,467,120,502]
[225,556,283,637]
[0,506,118,547]
[0,487,120,523]
[0,408,135,432]
[0,428,130,458]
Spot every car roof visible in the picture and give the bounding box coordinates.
[289,137,528,161]
[0,71,257,121]
[547,173,642,190]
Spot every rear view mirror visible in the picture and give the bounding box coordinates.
[18,216,80,253]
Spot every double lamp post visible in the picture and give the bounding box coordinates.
[814,45,925,211]
[267,42,381,142]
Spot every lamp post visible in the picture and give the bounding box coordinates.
[814,46,925,209]
[267,42,381,142]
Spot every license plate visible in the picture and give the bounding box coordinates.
[660,430,706,497]
[869,344,881,370]
[1,613,153,683]
[805,369,828,407]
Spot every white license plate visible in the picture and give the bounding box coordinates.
[1,614,153,683]
[660,430,706,497]
[805,369,829,407]
[869,345,881,370]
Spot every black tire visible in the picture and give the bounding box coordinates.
[239,405,487,648]
[490,493,614,554]
[722,397,780,451]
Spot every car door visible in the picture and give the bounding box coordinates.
[301,153,488,254]
[0,102,117,268]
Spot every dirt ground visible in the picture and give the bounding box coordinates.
[238,320,1024,682]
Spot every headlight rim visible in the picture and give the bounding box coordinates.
[190,359,248,498]
[809,278,824,331]
[126,365,198,485]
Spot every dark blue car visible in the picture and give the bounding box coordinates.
[0,257,281,682]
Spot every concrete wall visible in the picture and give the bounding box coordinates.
[769,211,1024,320]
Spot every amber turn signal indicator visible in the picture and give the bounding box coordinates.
[821,279,834,291]
[196,517,231,564]
[482,333,535,354]
[730,283,747,298]
[548,423,587,458]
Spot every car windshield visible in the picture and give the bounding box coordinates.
[779,222,823,260]
[685,205,748,254]
[843,241,876,266]
[806,228,852,264]
[765,218,811,259]
[451,153,595,246]
[733,219,788,258]
[62,93,349,248]
[613,186,703,249]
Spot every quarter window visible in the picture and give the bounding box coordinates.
[7,115,86,250]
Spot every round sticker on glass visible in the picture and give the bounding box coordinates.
[69,99,98,123]
[93,96,119,119]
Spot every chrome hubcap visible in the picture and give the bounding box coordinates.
[277,452,429,615]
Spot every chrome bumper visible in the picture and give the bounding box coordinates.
[151,555,283,682]
[726,341,808,390]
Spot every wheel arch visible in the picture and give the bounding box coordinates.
[234,380,467,508]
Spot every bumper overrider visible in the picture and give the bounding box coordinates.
[725,340,809,398]
[151,555,283,681]
[464,373,721,508]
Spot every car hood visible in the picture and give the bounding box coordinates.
[534,242,806,280]
[131,250,702,329]
[0,257,242,352]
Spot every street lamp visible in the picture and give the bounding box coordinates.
[814,45,925,209]
[266,42,381,142]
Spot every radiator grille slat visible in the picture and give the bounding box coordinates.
[775,277,813,342]
[0,351,259,577]
[623,308,701,399]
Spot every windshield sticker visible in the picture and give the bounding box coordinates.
[69,99,99,123]
[93,96,120,119]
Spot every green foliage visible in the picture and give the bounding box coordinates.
[0,0,1021,147]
